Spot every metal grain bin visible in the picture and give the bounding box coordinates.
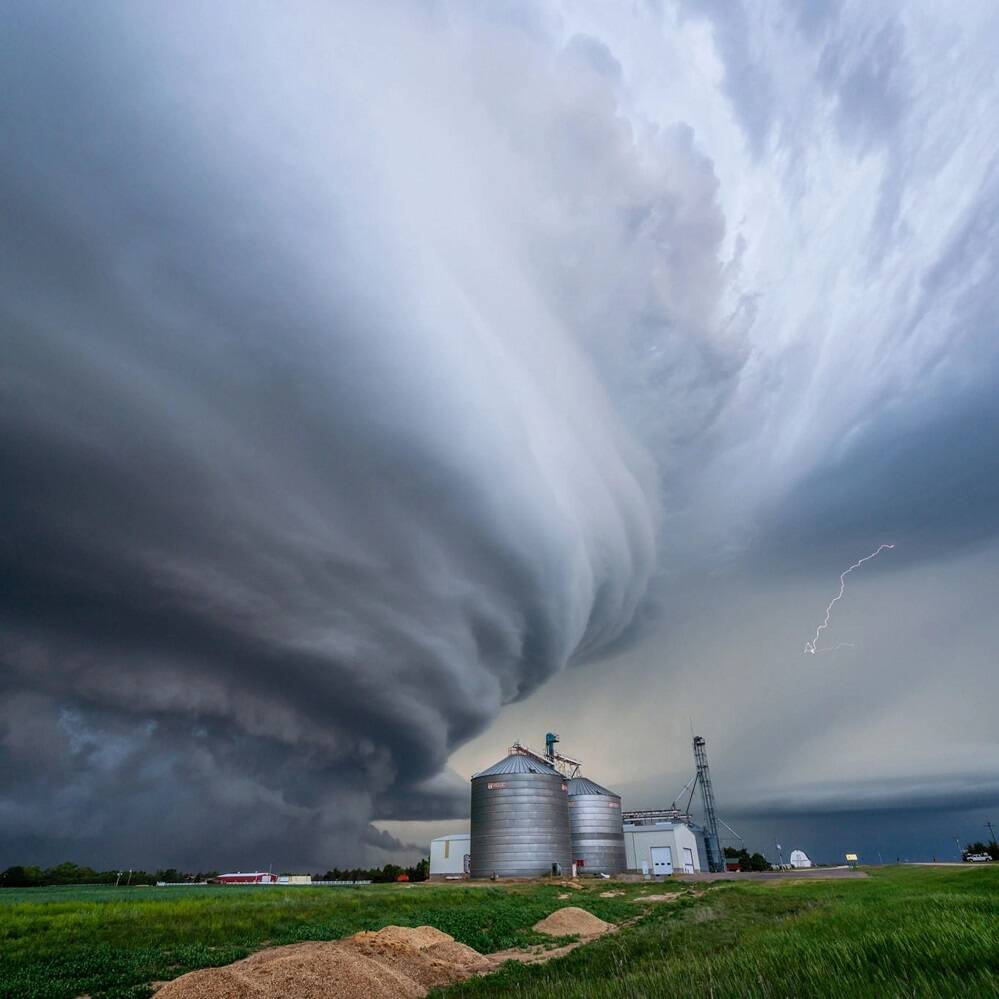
[469,750,572,878]
[568,776,626,875]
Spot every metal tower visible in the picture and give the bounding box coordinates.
[693,735,724,873]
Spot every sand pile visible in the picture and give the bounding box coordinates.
[350,925,491,991]
[532,907,613,938]
[155,925,491,999]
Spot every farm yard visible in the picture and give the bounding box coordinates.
[1,866,997,998]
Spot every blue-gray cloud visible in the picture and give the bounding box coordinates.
[0,2,732,868]
[2,0,999,871]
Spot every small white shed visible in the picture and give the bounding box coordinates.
[623,821,701,875]
[429,833,471,880]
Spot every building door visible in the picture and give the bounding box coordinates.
[682,848,695,873]
[650,846,673,875]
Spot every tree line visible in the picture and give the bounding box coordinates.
[315,859,429,882]
[723,847,772,871]
[2,857,432,887]
[0,862,218,887]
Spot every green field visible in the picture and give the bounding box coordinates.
[1,867,997,999]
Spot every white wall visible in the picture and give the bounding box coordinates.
[429,834,470,878]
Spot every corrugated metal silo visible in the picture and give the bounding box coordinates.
[568,776,626,875]
[469,750,572,878]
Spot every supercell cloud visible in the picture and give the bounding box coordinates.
[3,2,999,867]
[0,3,732,867]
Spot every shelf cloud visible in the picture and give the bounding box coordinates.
[2,1,998,867]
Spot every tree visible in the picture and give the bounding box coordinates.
[1,866,43,887]
[406,858,430,882]
[375,864,403,884]
[723,847,753,870]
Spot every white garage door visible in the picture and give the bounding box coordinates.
[683,847,695,873]
[650,846,673,875]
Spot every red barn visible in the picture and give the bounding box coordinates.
[215,872,278,884]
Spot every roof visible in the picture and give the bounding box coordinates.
[472,752,561,778]
[568,776,617,797]
[431,833,471,842]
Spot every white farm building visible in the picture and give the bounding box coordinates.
[623,820,701,875]
[429,833,470,880]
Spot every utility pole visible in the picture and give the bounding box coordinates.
[692,735,724,873]
[986,822,998,848]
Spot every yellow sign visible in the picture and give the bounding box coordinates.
[845,853,858,861]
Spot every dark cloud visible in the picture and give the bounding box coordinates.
[754,383,999,573]
[0,2,735,868]
[728,804,999,866]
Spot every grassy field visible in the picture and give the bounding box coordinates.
[0,879,642,999]
[1,867,997,999]
[436,866,999,998]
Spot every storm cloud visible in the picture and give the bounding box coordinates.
[0,3,737,868]
[2,1,999,869]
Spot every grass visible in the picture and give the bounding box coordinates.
[435,866,999,998]
[0,880,644,999]
[2,868,997,999]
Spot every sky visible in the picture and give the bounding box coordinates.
[2,1,998,871]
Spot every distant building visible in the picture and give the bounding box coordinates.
[622,820,701,875]
[215,872,278,884]
[429,833,470,880]
[276,874,312,885]
[789,850,813,869]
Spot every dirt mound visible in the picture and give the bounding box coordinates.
[350,925,491,990]
[355,925,452,950]
[155,925,491,999]
[532,907,613,938]
[599,890,625,897]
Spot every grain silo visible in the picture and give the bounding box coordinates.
[567,776,626,875]
[469,746,572,878]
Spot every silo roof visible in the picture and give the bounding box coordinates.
[568,776,617,797]
[472,752,561,778]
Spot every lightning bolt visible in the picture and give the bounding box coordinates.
[804,544,895,655]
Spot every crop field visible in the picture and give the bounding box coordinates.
[1,867,997,999]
